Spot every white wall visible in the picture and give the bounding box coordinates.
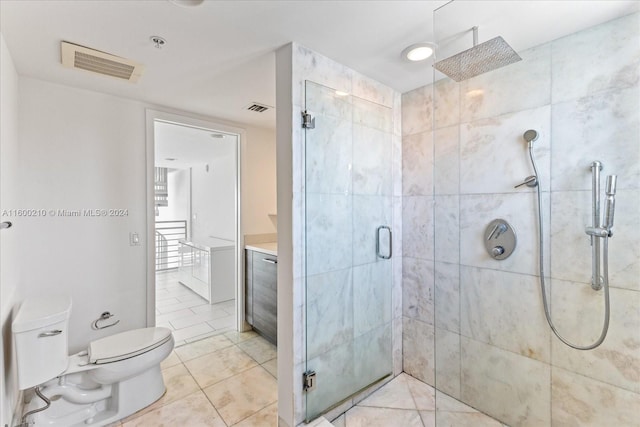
[1,33,22,426]
[0,73,277,421]
[243,127,277,235]
[156,168,191,237]
[16,77,149,353]
[191,141,236,242]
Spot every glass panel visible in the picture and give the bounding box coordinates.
[304,80,393,421]
[433,3,640,427]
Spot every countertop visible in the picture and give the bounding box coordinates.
[245,242,277,256]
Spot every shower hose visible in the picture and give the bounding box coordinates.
[528,144,610,350]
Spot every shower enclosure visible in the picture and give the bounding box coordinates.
[417,2,640,425]
[303,81,394,421]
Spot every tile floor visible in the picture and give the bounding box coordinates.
[156,271,236,346]
[110,330,278,426]
[331,373,508,427]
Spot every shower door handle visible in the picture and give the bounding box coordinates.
[376,226,392,260]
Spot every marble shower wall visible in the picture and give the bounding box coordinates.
[401,12,640,427]
[282,43,403,426]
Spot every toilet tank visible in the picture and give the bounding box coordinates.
[12,296,72,390]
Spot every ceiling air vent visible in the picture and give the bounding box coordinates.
[244,102,272,113]
[61,41,144,83]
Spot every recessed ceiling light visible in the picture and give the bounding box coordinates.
[168,0,204,7]
[402,43,436,62]
[335,91,349,97]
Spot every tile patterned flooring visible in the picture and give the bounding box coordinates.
[146,272,504,427]
[331,374,508,427]
[156,271,236,346]
[112,330,278,426]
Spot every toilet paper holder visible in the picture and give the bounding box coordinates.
[92,311,120,330]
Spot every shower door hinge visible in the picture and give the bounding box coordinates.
[303,370,316,392]
[301,110,315,129]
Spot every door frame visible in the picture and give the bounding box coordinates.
[145,109,247,333]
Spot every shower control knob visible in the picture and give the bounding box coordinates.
[491,246,505,257]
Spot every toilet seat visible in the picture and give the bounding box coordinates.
[88,327,172,364]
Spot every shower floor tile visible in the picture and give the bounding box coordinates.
[332,373,508,427]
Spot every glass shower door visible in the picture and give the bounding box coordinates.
[304,80,393,421]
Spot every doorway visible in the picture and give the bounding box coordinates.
[146,110,244,346]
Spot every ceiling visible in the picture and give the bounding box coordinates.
[154,121,236,169]
[1,1,637,130]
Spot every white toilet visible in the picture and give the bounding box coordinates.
[12,296,174,426]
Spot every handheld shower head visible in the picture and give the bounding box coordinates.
[523,129,539,144]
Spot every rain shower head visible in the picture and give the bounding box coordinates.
[434,27,521,82]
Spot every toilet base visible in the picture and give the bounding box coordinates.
[24,365,166,426]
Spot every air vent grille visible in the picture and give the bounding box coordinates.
[245,102,272,113]
[61,41,144,83]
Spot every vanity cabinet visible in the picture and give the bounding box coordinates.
[245,248,277,344]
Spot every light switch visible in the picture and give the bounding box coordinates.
[130,232,141,246]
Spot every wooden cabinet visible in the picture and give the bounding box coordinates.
[245,249,277,344]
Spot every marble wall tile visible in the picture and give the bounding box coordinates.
[402,85,433,136]
[293,44,353,107]
[460,266,550,362]
[402,257,434,325]
[353,261,392,336]
[459,105,551,194]
[305,80,353,119]
[353,324,393,392]
[352,74,395,107]
[459,192,551,277]
[551,13,640,104]
[434,125,459,196]
[353,195,393,266]
[392,133,403,197]
[306,342,356,421]
[291,43,402,426]
[550,190,640,291]
[353,97,393,133]
[402,196,435,260]
[393,316,403,376]
[434,261,459,334]
[305,114,352,195]
[550,85,640,191]
[353,125,392,196]
[435,327,461,400]
[434,195,459,264]
[459,44,551,123]
[434,79,460,129]
[460,337,551,427]
[306,268,354,360]
[403,317,435,386]
[551,280,640,393]
[403,131,434,196]
[551,366,640,427]
[305,193,352,276]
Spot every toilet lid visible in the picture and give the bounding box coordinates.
[88,327,172,364]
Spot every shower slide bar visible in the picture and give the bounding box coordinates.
[584,161,617,290]
[519,129,615,350]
